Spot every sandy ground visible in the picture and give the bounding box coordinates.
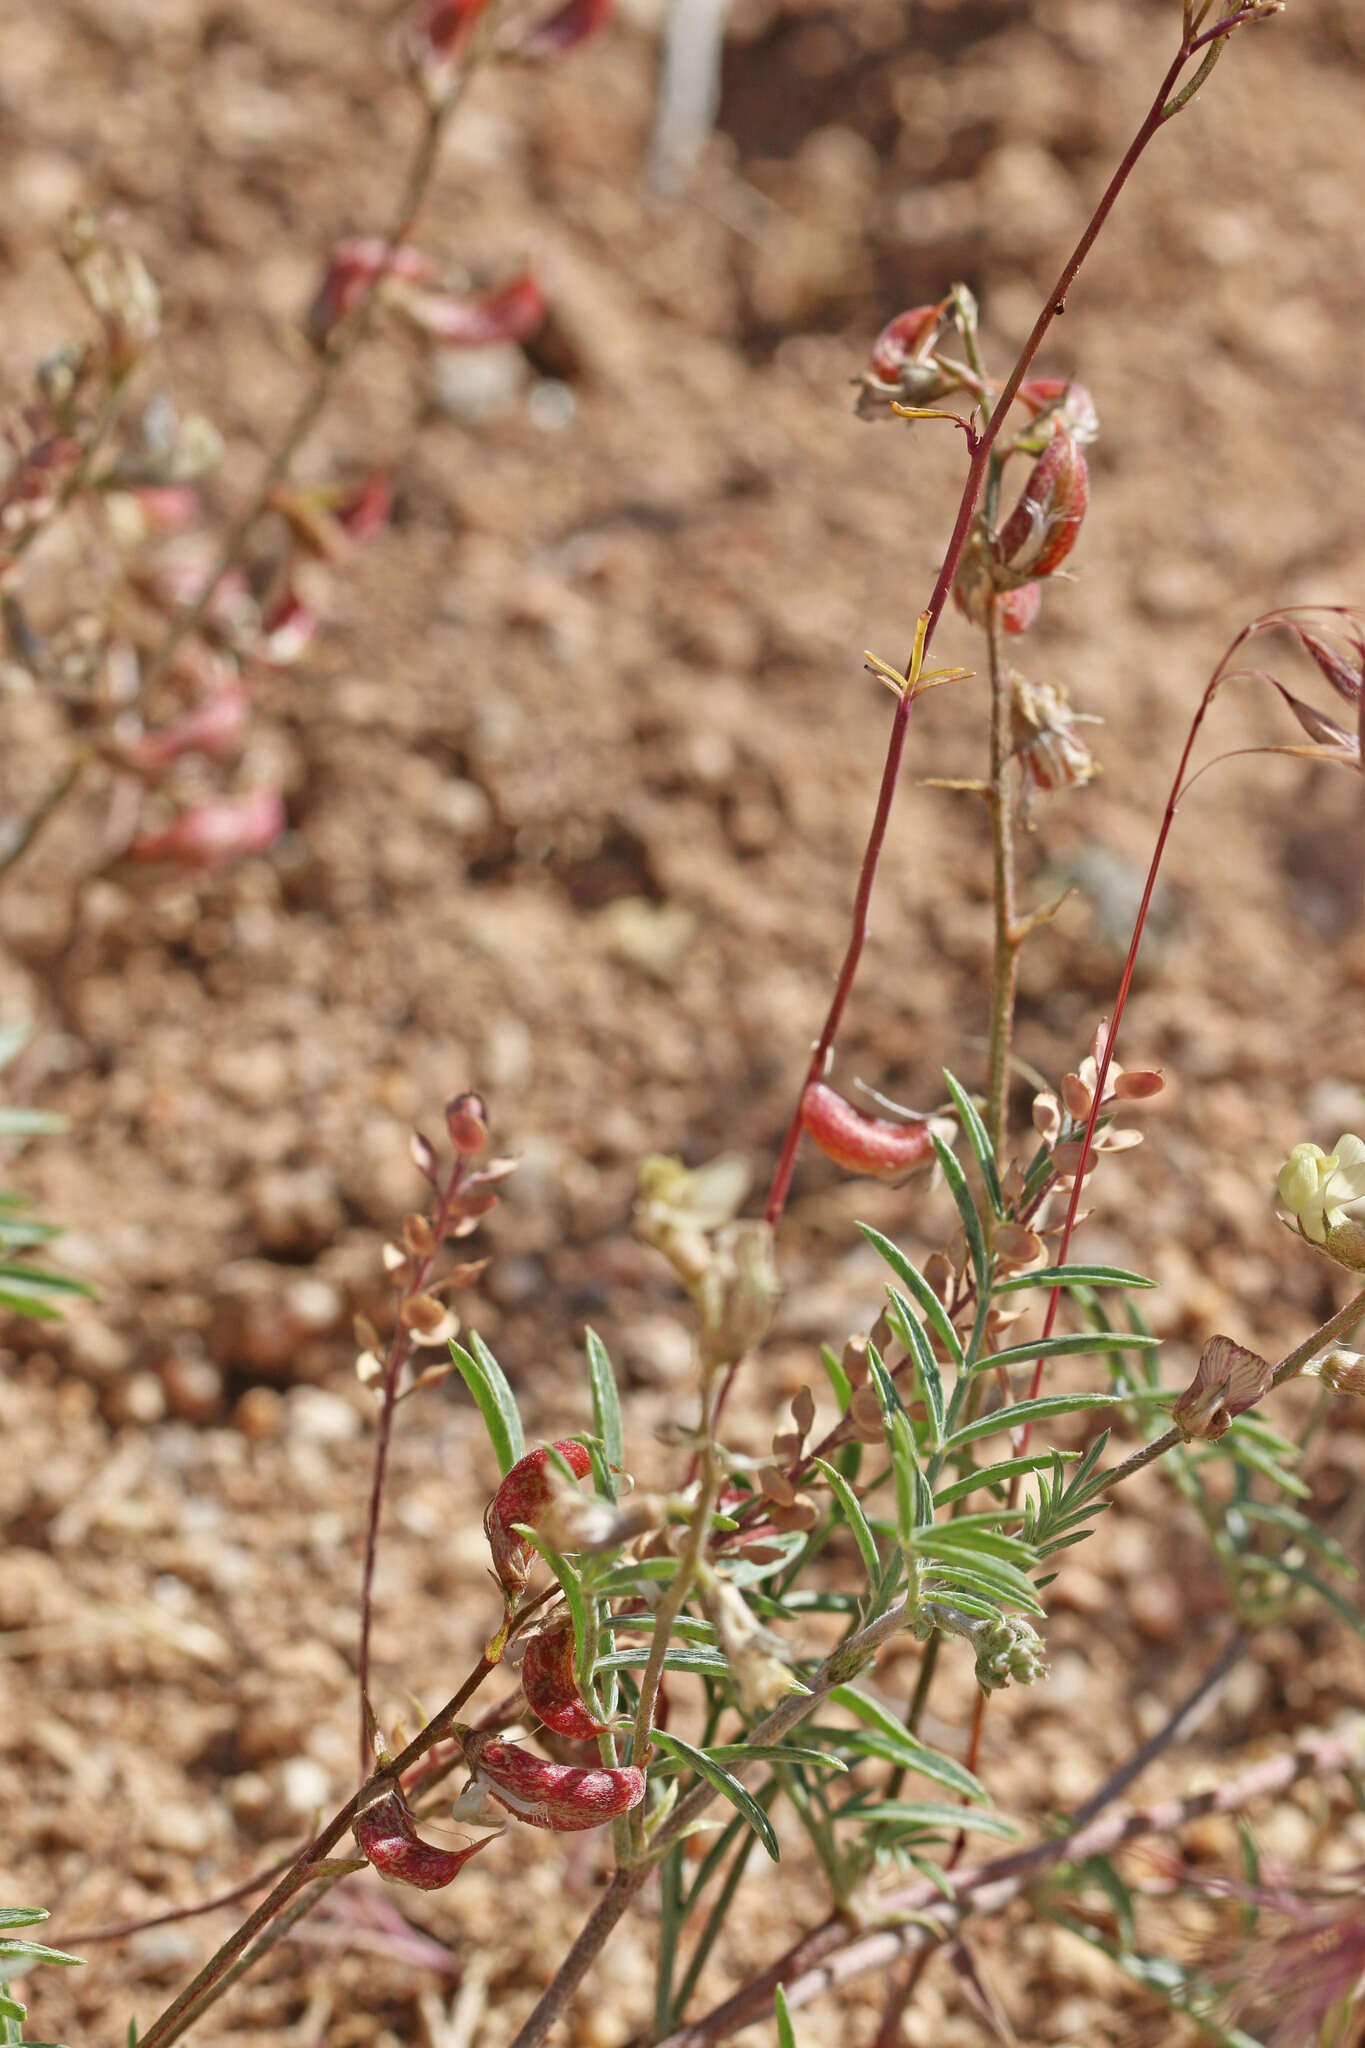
[1,1,1364,2043]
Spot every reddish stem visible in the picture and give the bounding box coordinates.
[763,34,1195,1233]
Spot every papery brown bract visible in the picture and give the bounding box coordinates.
[484,1440,593,1598]
[460,1732,643,1831]
[522,1617,609,1738]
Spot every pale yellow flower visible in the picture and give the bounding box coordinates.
[1276,1134,1365,1244]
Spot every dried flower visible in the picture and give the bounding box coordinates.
[634,1153,750,1286]
[1016,376,1100,445]
[1277,1135,1365,1246]
[695,1218,780,1372]
[854,301,958,419]
[1172,1335,1272,1441]
[457,1731,643,1832]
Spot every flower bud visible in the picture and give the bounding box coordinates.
[354,1779,491,1889]
[521,1617,609,1739]
[993,424,1089,584]
[1304,1344,1365,1396]
[484,1440,593,1598]
[459,1731,643,1832]
[305,239,439,351]
[124,788,285,871]
[800,1082,938,1180]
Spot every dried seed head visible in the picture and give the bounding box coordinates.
[484,1440,593,1598]
[1172,1335,1273,1442]
[459,1731,643,1832]
[353,1780,491,1890]
[521,1617,609,1739]
[993,425,1089,585]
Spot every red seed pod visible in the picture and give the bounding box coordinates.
[1016,376,1100,445]
[462,1732,643,1832]
[337,469,393,549]
[354,1780,490,1890]
[306,239,439,350]
[124,788,285,871]
[484,1440,593,1598]
[867,304,942,383]
[522,1617,609,1739]
[111,682,250,773]
[998,581,1041,635]
[993,424,1089,583]
[800,1083,935,1180]
[393,271,547,348]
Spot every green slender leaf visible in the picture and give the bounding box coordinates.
[0,1998,22,2026]
[834,1799,1019,1841]
[858,1227,965,1374]
[813,1460,880,1586]
[0,1919,46,1936]
[883,1291,946,1449]
[0,1267,94,1302]
[702,1745,845,1772]
[934,1454,1073,1507]
[0,1110,66,1137]
[583,1328,624,1492]
[596,1646,732,1676]
[0,1221,59,1250]
[774,1982,797,2048]
[449,1335,525,1476]
[930,1130,988,1294]
[977,1329,1162,1375]
[0,1943,78,1971]
[943,1390,1167,1451]
[650,1731,780,1861]
[941,1070,1003,1217]
[0,1025,30,1071]
[890,1410,931,1542]
[828,1688,987,1800]
[924,1555,1046,1615]
[912,1524,1034,1566]
[995,1264,1156,1294]
[819,1343,852,1412]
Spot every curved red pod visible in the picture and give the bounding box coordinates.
[462,1732,643,1832]
[800,1082,935,1180]
[484,1440,593,1598]
[994,424,1089,581]
[354,1781,490,1890]
[522,1617,609,1739]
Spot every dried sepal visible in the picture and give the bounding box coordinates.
[1303,1346,1365,1397]
[699,1569,801,1716]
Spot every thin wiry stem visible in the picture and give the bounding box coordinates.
[983,597,1019,1157]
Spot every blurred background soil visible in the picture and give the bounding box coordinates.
[1,1,1364,2042]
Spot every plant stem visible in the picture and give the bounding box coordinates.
[357,1155,471,1772]
[983,598,1018,1158]
[764,25,1204,1231]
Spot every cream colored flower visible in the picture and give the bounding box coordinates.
[1277,1135,1365,1244]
